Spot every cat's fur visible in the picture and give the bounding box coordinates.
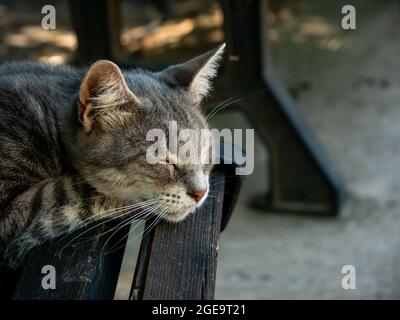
[0,44,224,268]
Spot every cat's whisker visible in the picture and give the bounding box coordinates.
[55,196,141,240]
[205,87,271,123]
[70,215,133,248]
[109,213,163,253]
[77,200,157,232]
[206,95,249,122]
[120,202,166,236]
[100,202,165,256]
[106,205,168,255]
[59,200,155,244]
[138,207,168,239]
[71,202,160,247]
[205,96,238,121]
[78,198,157,226]
[103,203,163,254]
[58,199,159,250]
[205,95,245,121]
[70,202,158,245]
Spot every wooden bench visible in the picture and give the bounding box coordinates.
[0,154,243,300]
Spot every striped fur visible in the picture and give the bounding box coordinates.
[0,44,224,268]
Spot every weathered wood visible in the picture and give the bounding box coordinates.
[0,266,19,299]
[12,222,129,300]
[130,169,225,300]
[8,162,241,300]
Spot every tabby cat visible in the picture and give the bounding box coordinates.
[0,44,225,268]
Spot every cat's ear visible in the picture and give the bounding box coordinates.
[78,60,139,132]
[159,43,225,103]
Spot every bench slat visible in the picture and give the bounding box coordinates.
[9,165,239,300]
[131,169,225,300]
[12,223,128,299]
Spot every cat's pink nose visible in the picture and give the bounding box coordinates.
[188,189,207,202]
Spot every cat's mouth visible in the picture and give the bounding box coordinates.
[124,195,200,223]
[160,205,198,222]
[155,191,209,222]
[86,172,209,222]
[161,198,209,222]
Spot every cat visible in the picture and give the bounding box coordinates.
[0,43,225,268]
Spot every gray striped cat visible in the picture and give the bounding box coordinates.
[0,44,224,268]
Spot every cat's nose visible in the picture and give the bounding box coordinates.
[187,188,207,202]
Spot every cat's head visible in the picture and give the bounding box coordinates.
[71,44,225,222]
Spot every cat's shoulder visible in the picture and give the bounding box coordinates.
[0,61,79,77]
[0,61,84,102]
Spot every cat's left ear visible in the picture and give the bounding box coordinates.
[159,43,225,103]
[78,60,140,133]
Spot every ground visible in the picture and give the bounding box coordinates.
[213,0,400,299]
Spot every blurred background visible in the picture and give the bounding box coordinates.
[1,0,399,299]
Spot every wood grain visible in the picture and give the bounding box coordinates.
[12,222,129,299]
[131,169,225,300]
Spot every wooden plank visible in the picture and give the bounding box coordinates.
[0,265,19,299]
[12,222,129,300]
[130,169,225,300]
[11,165,238,300]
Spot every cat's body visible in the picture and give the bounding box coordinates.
[0,44,224,268]
[0,63,81,262]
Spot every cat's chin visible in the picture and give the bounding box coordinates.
[161,209,193,223]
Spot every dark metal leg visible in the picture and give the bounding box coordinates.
[219,0,345,215]
[69,0,123,65]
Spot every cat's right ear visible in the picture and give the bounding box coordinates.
[78,60,139,133]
